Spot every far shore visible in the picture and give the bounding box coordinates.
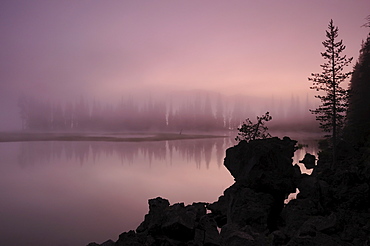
[0,131,229,143]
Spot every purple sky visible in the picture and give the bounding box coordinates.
[0,1,369,130]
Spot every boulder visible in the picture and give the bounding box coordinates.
[297,213,337,237]
[281,198,324,238]
[296,175,329,202]
[224,137,297,197]
[225,185,274,232]
[337,210,370,244]
[194,215,221,246]
[287,231,351,246]
[207,195,228,228]
[161,202,197,241]
[285,210,341,245]
[270,230,288,245]
[299,153,316,169]
[334,178,370,210]
[100,240,115,246]
[86,241,114,246]
[223,137,298,233]
[87,240,115,246]
[120,197,211,245]
[116,231,145,246]
[220,223,265,246]
[136,197,170,234]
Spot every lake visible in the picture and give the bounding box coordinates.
[0,132,319,246]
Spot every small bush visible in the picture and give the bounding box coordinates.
[235,112,272,142]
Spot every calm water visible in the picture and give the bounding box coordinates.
[0,132,318,246]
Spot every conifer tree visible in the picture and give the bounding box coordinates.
[346,17,370,143]
[309,19,353,164]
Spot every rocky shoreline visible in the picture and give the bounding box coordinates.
[88,137,370,246]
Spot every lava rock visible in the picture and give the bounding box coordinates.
[207,195,228,228]
[161,203,197,241]
[225,184,274,232]
[194,215,221,246]
[136,197,170,234]
[299,153,316,169]
[224,137,297,197]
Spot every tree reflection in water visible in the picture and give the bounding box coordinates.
[17,135,317,170]
[17,137,235,168]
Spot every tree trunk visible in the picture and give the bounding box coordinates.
[331,38,337,169]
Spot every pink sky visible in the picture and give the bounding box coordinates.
[0,0,369,129]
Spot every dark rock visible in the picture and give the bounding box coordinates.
[225,185,274,232]
[299,153,316,169]
[161,203,196,241]
[335,181,370,210]
[287,231,351,246]
[207,195,228,228]
[270,230,288,246]
[220,223,264,246]
[281,198,324,238]
[100,240,115,246]
[297,213,337,236]
[194,215,221,246]
[337,210,370,244]
[224,137,297,197]
[221,223,271,246]
[189,202,208,221]
[136,197,170,234]
[87,239,115,246]
[116,230,144,246]
[296,175,329,201]
[122,198,211,245]
[292,164,302,180]
[86,243,100,246]
[222,137,299,233]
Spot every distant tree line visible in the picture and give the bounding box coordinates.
[18,96,168,131]
[17,92,317,132]
[17,95,227,131]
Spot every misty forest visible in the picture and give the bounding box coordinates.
[2,1,370,246]
[16,92,316,133]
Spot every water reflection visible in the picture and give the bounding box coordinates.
[17,137,235,169]
[3,138,238,246]
[2,134,319,246]
[17,135,318,169]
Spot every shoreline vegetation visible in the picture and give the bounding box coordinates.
[0,131,229,143]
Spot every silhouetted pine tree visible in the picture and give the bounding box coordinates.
[309,19,353,165]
